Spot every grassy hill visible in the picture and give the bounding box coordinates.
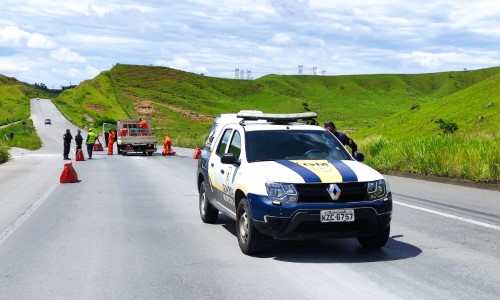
[0,75,51,163]
[3,64,499,182]
[0,75,49,126]
[54,64,500,145]
[354,73,499,140]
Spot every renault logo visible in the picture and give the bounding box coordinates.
[328,184,341,201]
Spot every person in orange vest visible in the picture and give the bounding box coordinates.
[139,118,148,129]
[162,136,176,155]
[107,129,115,155]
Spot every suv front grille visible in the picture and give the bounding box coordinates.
[295,182,368,203]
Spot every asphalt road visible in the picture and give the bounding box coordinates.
[0,99,499,299]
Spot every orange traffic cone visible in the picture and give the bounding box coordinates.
[60,162,78,183]
[192,148,201,159]
[76,149,85,161]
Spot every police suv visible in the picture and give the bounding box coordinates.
[196,111,392,255]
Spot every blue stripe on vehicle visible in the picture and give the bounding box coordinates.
[329,160,358,182]
[276,160,321,183]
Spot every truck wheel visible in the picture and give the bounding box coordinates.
[142,152,147,156]
[117,146,122,155]
[357,225,390,250]
[148,152,153,156]
[199,181,218,223]
[236,198,266,255]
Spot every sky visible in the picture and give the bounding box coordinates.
[1,0,500,88]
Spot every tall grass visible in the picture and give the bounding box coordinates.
[359,135,500,183]
[0,143,9,163]
[0,119,42,150]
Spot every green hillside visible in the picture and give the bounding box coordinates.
[3,64,498,182]
[0,75,49,126]
[354,73,499,140]
[54,64,500,143]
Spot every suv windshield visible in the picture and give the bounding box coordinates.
[246,130,351,162]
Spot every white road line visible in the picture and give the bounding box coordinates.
[0,182,59,245]
[394,201,500,231]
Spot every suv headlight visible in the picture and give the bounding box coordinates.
[265,182,298,203]
[367,179,387,200]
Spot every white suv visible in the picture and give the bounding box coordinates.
[196,111,392,255]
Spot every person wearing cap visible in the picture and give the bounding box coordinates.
[86,128,96,159]
[324,121,358,155]
[63,129,73,160]
[75,129,83,150]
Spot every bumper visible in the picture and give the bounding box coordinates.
[248,193,392,240]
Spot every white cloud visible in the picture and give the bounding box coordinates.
[0,26,55,49]
[0,57,30,72]
[27,33,55,49]
[50,48,87,63]
[272,33,291,45]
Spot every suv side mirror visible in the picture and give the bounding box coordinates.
[353,151,364,162]
[221,153,240,166]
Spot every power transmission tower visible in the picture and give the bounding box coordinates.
[321,70,326,76]
[313,66,317,75]
[240,70,244,79]
[298,64,303,75]
[247,69,251,80]
[235,68,239,79]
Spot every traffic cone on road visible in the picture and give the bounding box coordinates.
[60,162,78,183]
[192,148,201,159]
[76,149,85,161]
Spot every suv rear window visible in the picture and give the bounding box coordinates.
[246,130,351,162]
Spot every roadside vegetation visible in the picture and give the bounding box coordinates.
[0,75,49,126]
[1,64,499,183]
[0,119,41,163]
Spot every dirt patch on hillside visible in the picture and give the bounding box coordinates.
[123,91,212,121]
[157,102,213,121]
[85,103,106,113]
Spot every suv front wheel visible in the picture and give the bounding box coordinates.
[357,225,390,249]
[236,198,266,255]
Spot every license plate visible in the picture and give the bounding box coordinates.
[320,209,355,223]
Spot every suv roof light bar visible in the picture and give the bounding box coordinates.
[236,111,317,122]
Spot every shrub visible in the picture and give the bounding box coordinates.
[435,119,458,134]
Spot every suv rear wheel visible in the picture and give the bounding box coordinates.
[357,225,390,249]
[199,181,218,223]
[236,198,266,255]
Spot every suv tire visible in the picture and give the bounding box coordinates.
[236,198,266,255]
[199,181,218,223]
[357,225,390,250]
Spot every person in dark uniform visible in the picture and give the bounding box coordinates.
[75,129,83,150]
[324,121,358,155]
[63,129,73,160]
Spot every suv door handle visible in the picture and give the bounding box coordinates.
[220,169,225,174]
[211,163,214,167]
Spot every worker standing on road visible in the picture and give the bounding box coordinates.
[63,129,73,160]
[324,121,358,155]
[75,129,83,150]
[107,129,115,155]
[86,128,96,159]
